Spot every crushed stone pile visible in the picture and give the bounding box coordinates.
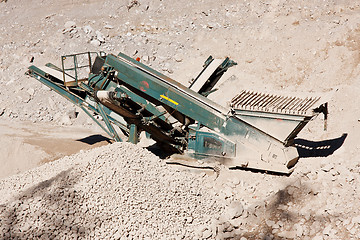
[0,143,229,239]
[1,141,360,240]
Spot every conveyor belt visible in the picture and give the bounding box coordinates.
[231,90,320,116]
[113,54,228,116]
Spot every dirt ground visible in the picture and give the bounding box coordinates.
[0,119,110,179]
[1,0,360,239]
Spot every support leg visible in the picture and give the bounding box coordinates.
[128,124,139,144]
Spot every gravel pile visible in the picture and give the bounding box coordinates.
[1,141,360,239]
[0,143,229,239]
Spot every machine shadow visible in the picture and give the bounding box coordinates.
[294,133,347,158]
[234,179,348,239]
[146,143,177,159]
[76,134,112,145]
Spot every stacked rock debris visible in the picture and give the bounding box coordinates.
[0,143,227,239]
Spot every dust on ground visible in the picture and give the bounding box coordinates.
[1,0,360,239]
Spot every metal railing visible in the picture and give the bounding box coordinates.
[60,52,105,86]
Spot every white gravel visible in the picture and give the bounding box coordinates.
[0,143,228,239]
[1,0,360,239]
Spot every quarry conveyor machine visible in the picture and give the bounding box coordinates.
[26,52,328,174]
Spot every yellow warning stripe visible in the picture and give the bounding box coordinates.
[160,95,179,105]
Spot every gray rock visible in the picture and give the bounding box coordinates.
[27,88,35,96]
[185,216,193,224]
[96,31,105,43]
[104,24,114,29]
[217,231,236,239]
[322,225,332,235]
[22,93,31,103]
[202,228,212,239]
[207,22,218,29]
[263,235,273,240]
[277,231,296,239]
[174,54,183,62]
[294,223,303,237]
[83,25,94,34]
[349,226,357,235]
[48,97,56,110]
[42,84,51,90]
[266,220,275,227]
[224,201,244,219]
[67,108,77,119]
[59,114,72,125]
[222,221,234,232]
[64,21,76,29]
[352,216,360,224]
[90,39,101,47]
[141,56,150,62]
[312,235,323,240]
[321,163,333,172]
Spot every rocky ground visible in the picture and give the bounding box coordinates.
[1,0,360,239]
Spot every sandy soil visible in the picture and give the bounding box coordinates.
[0,120,110,179]
[1,0,360,239]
